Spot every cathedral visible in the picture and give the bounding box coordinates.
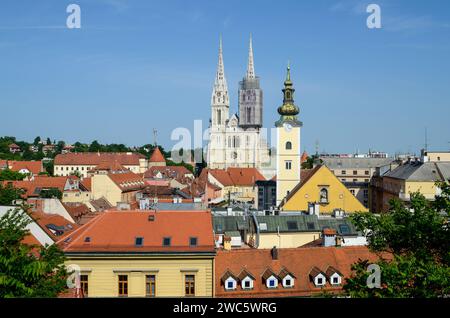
[206,36,271,170]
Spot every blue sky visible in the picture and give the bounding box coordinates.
[0,0,449,155]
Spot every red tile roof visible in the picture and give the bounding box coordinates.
[54,152,145,166]
[144,165,192,179]
[3,176,74,197]
[0,160,43,175]
[60,211,215,253]
[208,168,266,187]
[30,211,79,241]
[149,147,166,163]
[107,172,145,191]
[214,246,386,297]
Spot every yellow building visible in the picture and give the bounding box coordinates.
[371,160,449,212]
[206,168,266,203]
[280,165,368,213]
[61,211,216,297]
[91,172,145,206]
[275,64,302,206]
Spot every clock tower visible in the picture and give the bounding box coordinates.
[275,63,302,206]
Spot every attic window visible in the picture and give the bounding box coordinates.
[163,237,171,246]
[84,237,91,243]
[286,221,298,230]
[135,237,144,247]
[189,237,198,247]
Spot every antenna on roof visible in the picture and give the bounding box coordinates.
[153,129,158,147]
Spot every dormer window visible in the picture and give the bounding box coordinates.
[279,268,296,288]
[238,270,255,290]
[309,266,327,287]
[221,271,238,291]
[326,266,342,286]
[262,269,278,289]
[189,237,198,247]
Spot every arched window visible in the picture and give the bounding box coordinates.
[285,141,292,150]
[319,188,328,203]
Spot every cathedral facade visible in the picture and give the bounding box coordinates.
[206,36,270,170]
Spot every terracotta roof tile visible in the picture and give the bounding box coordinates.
[214,246,386,297]
[60,210,215,253]
[54,152,145,166]
[149,147,166,163]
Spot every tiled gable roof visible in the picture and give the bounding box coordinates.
[54,152,145,166]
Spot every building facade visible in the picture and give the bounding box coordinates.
[207,37,270,170]
[61,211,215,298]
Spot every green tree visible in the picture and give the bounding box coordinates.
[39,188,62,199]
[0,183,23,205]
[0,169,27,181]
[88,140,102,152]
[33,136,41,146]
[344,183,450,298]
[0,207,68,297]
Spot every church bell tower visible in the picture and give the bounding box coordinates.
[276,63,302,206]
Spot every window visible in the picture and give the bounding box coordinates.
[319,188,328,203]
[80,275,89,297]
[350,189,355,195]
[163,237,171,246]
[365,170,369,175]
[285,141,292,150]
[363,190,369,198]
[283,277,294,288]
[287,221,298,230]
[353,170,357,175]
[185,275,195,297]
[189,237,198,247]
[341,170,346,175]
[118,275,128,297]
[307,222,315,230]
[146,275,156,297]
[285,161,292,170]
[339,224,351,235]
[353,179,358,182]
[268,278,277,288]
[317,277,323,285]
[242,279,252,289]
[135,237,143,247]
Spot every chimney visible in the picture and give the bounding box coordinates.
[223,236,232,251]
[322,228,337,247]
[148,214,155,222]
[271,246,278,260]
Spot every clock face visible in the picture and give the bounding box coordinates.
[283,123,292,132]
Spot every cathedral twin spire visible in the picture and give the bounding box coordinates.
[212,34,256,108]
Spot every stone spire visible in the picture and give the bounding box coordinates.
[246,34,255,79]
[211,35,229,106]
[215,35,227,88]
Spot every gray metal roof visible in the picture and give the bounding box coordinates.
[321,157,394,169]
[213,215,251,234]
[212,214,359,236]
[384,162,450,182]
